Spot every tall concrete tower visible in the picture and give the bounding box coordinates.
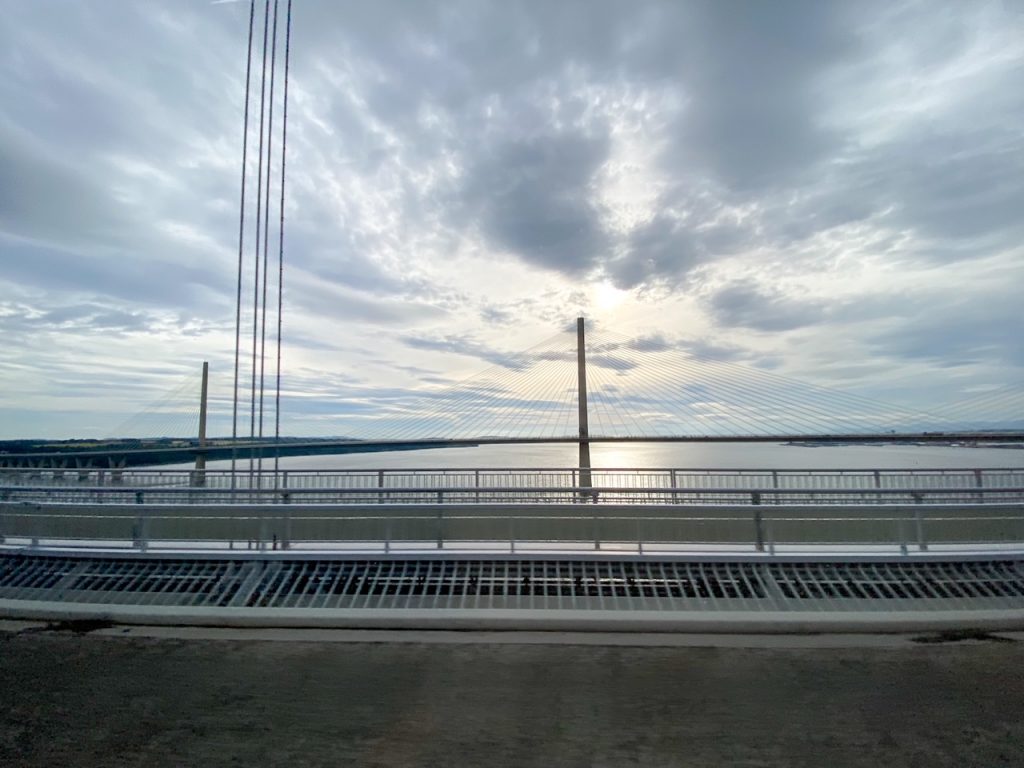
[577,317,592,494]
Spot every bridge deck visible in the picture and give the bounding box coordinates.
[2,552,1024,632]
[3,432,1023,469]
[3,466,1023,630]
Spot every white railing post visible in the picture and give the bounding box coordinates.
[281,510,291,550]
[913,492,927,551]
[133,508,149,552]
[752,492,764,552]
[898,506,910,555]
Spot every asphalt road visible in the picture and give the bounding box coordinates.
[2,627,1023,767]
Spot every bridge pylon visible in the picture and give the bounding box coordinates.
[191,361,209,487]
[577,317,593,500]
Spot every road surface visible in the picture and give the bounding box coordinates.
[2,625,1022,767]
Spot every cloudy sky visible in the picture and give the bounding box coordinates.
[1,0,1022,439]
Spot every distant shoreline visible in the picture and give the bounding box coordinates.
[786,440,1024,450]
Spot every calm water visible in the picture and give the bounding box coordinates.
[186,442,1024,471]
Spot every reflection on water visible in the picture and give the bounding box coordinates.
[184,442,1024,472]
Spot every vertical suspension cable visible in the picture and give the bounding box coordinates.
[257,0,279,477]
[249,0,271,479]
[230,0,256,489]
[273,0,292,474]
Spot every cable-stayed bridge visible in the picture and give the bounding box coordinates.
[4,318,1022,470]
[229,318,1024,442]
[2,0,1023,632]
[2,315,1024,633]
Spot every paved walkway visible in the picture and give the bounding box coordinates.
[2,626,1023,766]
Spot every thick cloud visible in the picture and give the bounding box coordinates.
[399,333,528,370]
[707,281,827,332]
[867,290,1024,369]
[457,132,612,274]
[670,1,860,191]
[1,0,1022,436]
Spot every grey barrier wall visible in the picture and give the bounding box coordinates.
[3,501,1023,552]
[3,467,1022,552]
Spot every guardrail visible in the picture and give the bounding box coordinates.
[2,484,1024,506]
[3,467,1022,555]
[2,466,1023,493]
[2,466,1023,503]
[2,499,1023,555]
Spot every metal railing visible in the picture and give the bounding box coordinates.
[2,466,1022,498]
[2,466,1022,555]
[3,482,1024,507]
[5,556,1024,615]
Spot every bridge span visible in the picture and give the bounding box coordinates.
[4,322,1023,629]
[3,431,1023,470]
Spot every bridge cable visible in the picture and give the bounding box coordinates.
[599,345,828,435]
[474,336,571,439]
[447,332,578,439]
[585,330,776,436]
[586,330,838,435]
[592,330,946,435]
[108,372,202,439]
[249,0,271,478]
[585,330,762,436]
[484,346,576,439]
[257,0,280,477]
[273,0,293,473]
[230,0,256,484]
[618,348,876,435]
[364,330,576,441]
[929,384,1024,428]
